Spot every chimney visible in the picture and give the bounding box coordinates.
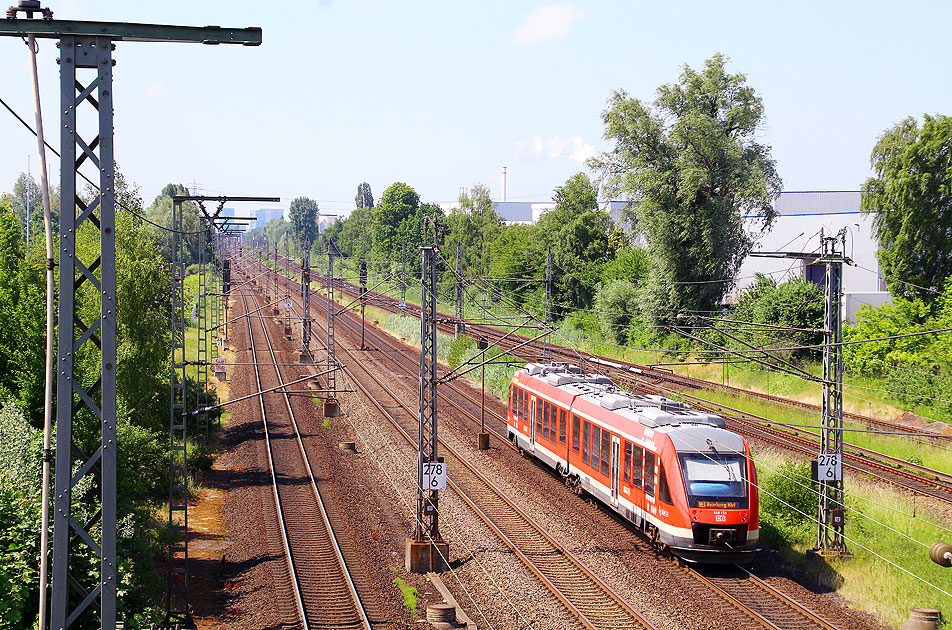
[501,166,507,202]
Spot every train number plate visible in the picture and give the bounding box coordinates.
[422,462,447,490]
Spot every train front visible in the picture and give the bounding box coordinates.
[667,427,760,563]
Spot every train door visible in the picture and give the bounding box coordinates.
[529,395,536,450]
[610,436,620,507]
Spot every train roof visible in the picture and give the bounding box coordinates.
[516,363,746,454]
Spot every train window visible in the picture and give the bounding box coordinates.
[572,415,580,452]
[632,446,643,489]
[624,441,632,484]
[543,401,550,441]
[516,388,521,418]
[658,463,673,505]
[537,398,543,429]
[644,451,656,496]
[559,409,566,445]
[509,386,514,417]
[591,425,601,473]
[582,421,590,465]
[600,429,610,476]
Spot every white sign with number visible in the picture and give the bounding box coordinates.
[214,358,226,374]
[216,337,223,348]
[285,299,292,309]
[817,453,842,481]
[422,461,447,490]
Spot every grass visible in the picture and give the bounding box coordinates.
[393,576,419,615]
[756,449,952,628]
[372,307,520,403]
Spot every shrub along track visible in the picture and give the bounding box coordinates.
[237,283,372,630]
[249,254,863,630]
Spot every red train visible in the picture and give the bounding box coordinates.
[507,362,759,563]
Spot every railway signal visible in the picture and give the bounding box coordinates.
[407,216,449,573]
[300,238,314,363]
[324,249,340,417]
[455,242,464,338]
[359,259,367,350]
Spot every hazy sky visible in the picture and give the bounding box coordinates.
[1,1,949,217]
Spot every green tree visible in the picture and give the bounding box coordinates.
[444,183,503,281]
[590,53,782,327]
[844,296,932,377]
[550,209,613,312]
[371,182,420,263]
[288,196,319,246]
[0,201,45,423]
[335,206,373,258]
[355,182,374,209]
[4,172,60,243]
[535,174,614,315]
[601,246,649,284]
[861,114,952,304]
[144,184,203,266]
[552,172,598,220]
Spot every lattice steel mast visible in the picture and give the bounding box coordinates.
[406,216,448,573]
[816,228,849,555]
[0,12,262,629]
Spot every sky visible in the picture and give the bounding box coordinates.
[1,1,950,219]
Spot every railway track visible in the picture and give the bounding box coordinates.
[290,284,658,630]
[239,285,371,630]
[689,565,839,630]
[248,257,844,630]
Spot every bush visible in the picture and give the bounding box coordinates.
[759,459,817,549]
[0,401,40,629]
[729,275,824,361]
[594,279,641,344]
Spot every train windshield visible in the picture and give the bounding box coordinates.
[678,453,748,509]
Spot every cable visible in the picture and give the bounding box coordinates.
[853,263,941,296]
[2,92,208,236]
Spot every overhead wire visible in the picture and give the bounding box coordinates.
[2,91,211,235]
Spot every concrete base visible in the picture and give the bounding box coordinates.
[323,399,340,418]
[298,352,314,364]
[477,432,490,451]
[902,608,940,630]
[405,538,449,574]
